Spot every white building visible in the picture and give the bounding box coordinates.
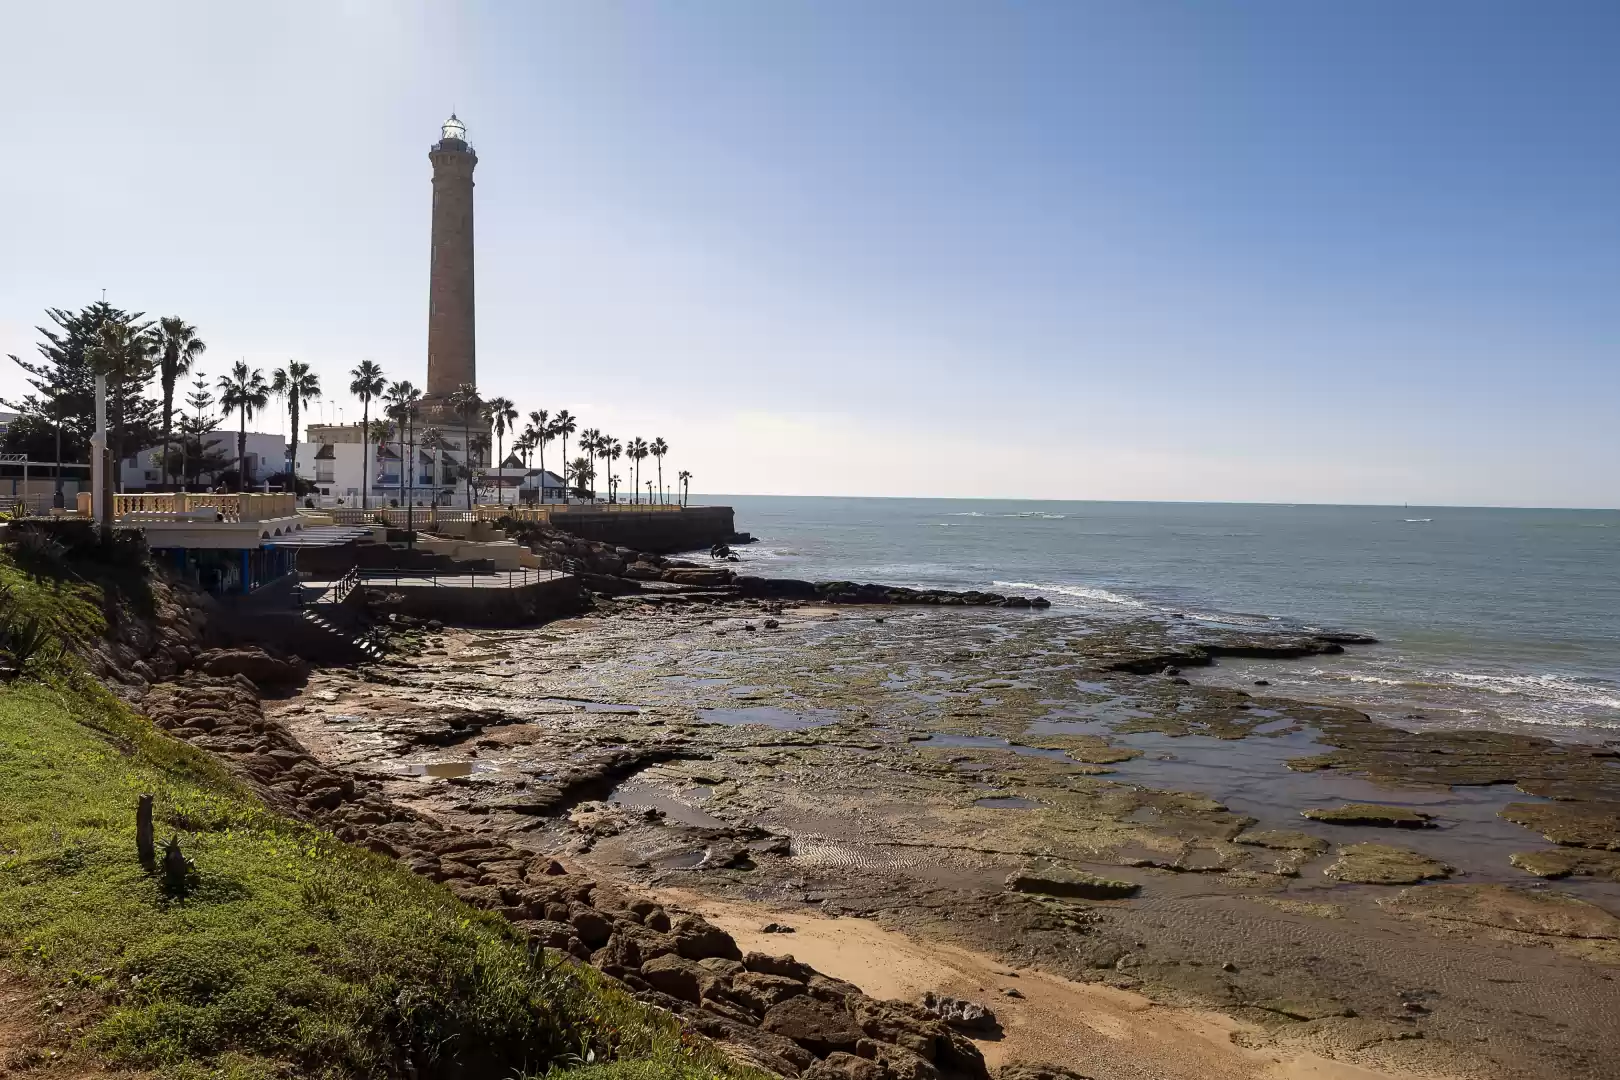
[121,431,287,491]
[295,425,569,505]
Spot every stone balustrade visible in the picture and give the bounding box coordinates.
[75,492,300,523]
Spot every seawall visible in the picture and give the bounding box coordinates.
[545,505,735,554]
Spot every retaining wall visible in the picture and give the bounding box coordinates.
[545,505,735,554]
[361,574,586,626]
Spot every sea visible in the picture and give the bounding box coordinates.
[710,496,1620,739]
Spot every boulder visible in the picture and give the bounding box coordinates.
[804,1053,887,1080]
[760,996,863,1056]
[671,914,743,961]
[194,647,308,685]
[744,951,813,981]
[919,992,998,1033]
[665,568,734,588]
[998,1066,1097,1080]
[639,954,711,1003]
[729,972,810,1013]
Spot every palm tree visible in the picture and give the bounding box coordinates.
[511,429,535,502]
[649,437,669,504]
[270,361,320,492]
[86,317,159,492]
[384,381,422,511]
[367,417,394,501]
[580,429,603,503]
[609,440,623,502]
[626,437,649,505]
[447,382,481,510]
[470,432,492,501]
[349,360,386,509]
[678,469,692,507]
[518,424,536,495]
[484,396,517,505]
[216,361,270,489]
[593,433,610,504]
[569,455,594,499]
[550,410,577,502]
[419,427,448,498]
[526,410,550,498]
[155,317,207,490]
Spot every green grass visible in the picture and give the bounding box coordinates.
[0,551,755,1080]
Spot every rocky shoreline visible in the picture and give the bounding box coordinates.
[92,580,1016,1080]
[494,516,1056,610]
[93,529,1620,1079]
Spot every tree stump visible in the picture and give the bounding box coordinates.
[136,794,156,867]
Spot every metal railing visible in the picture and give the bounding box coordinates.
[316,502,694,528]
[355,567,552,590]
[321,567,361,604]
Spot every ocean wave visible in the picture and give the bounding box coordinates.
[946,511,1067,519]
[1436,670,1620,710]
[1292,665,1620,720]
[992,580,1149,609]
[1404,518,1433,523]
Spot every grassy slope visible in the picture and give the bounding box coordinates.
[0,552,753,1080]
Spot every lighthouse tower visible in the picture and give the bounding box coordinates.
[422,114,478,429]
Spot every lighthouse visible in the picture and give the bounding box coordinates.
[422,114,478,428]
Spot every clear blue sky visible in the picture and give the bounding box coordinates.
[2,1,1616,506]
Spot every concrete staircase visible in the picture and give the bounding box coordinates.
[299,607,385,664]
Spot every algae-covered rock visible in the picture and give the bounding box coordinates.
[1006,865,1140,899]
[1378,884,1620,962]
[1324,843,1451,885]
[1234,829,1330,853]
[1302,803,1434,829]
[1500,800,1620,850]
[1509,848,1620,881]
[1014,733,1143,765]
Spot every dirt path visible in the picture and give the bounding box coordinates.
[658,890,1471,1080]
[0,969,116,1080]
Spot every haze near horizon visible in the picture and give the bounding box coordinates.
[1,1,1616,508]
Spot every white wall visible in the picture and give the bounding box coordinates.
[295,441,369,501]
[120,430,286,490]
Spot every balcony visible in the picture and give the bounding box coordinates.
[73,492,307,549]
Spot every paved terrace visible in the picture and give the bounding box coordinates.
[303,568,566,597]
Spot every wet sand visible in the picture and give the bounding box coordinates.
[270,599,1620,1078]
[661,889,1463,1080]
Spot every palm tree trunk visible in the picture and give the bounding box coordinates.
[463,422,472,511]
[237,408,247,489]
[160,384,174,491]
[360,401,370,510]
[287,398,298,493]
[496,431,504,506]
[110,376,124,495]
